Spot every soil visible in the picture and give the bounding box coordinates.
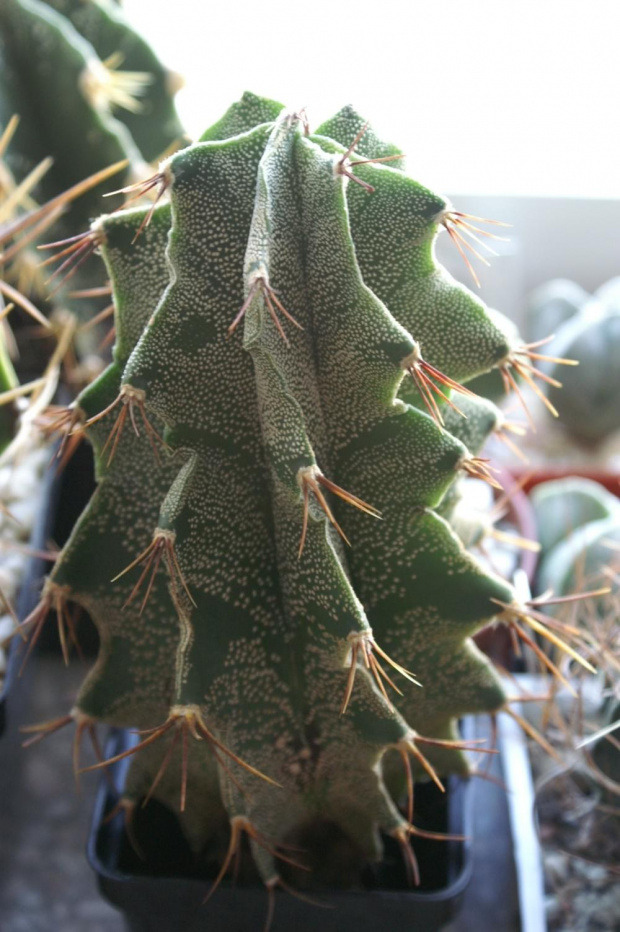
[531,747,620,932]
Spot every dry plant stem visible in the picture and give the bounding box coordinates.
[0,280,50,329]
[0,161,128,247]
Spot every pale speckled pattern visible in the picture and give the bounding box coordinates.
[45,99,521,886]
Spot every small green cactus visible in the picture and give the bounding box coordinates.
[546,302,620,446]
[523,277,620,447]
[20,95,585,901]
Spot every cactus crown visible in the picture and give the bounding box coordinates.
[30,93,560,894]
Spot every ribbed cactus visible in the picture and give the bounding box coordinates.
[0,0,182,324]
[24,96,576,896]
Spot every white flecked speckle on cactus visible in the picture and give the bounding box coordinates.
[31,96,537,892]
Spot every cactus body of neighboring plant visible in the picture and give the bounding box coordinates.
[531,477,620,556]
[39,0,185,162]
[523,276,620,447]
[547,303,620,446]
[25,95,570,897]
[525,278,589,346]
[0,0,182,324]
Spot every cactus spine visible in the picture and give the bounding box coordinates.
[28,95,564,892]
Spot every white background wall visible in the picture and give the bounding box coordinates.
[437,195,620,327]
[123,0,620,321]
[123,0,620,198]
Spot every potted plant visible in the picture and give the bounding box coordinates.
[6,82,598,932]
[503,477,620,931]
[2,5,604,930]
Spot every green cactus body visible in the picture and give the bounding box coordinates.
[525,278,589,346]
[0,0,182,327]
[538,515,620,599]
[547,304,620,446]
[45,98,521,887]
[0,0,140,210]
[531,477,620,556]
[40,0,185,161]
[435,394,503,549]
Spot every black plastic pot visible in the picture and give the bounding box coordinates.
[88,729,473,932]
[0,627,18,736]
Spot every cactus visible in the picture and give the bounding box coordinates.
[38,0,185,163]
[0,0,182,326]
[546,302,620,446]
[20,96,586,901]
[524,278,589,346]
[531,477,620,555]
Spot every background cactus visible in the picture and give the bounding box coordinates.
[20,96,583,902]
[546,302,620,446]
[0,0,183,333]
[521,275,620,448]
[0,0,183,717]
